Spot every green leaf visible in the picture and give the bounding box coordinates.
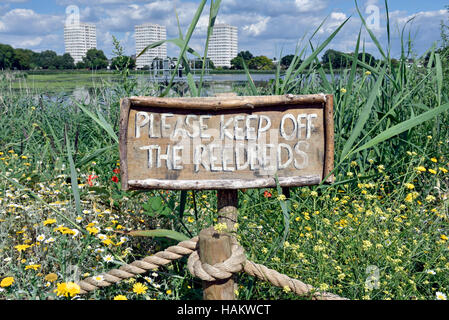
[242,58,258,95]
[283,17,350,92]
[161,0,208,97]
[65,129,81,217]
[151,197,163,211]
[178,190,187,220]
[275,175,289,244]
[73,100,119,144]
[341,66,386,160]
[127,229,189,242]
[353,101,449,154]
[355,0,386,60]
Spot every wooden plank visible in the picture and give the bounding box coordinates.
[120,95,334,191]
[129,94,327,110]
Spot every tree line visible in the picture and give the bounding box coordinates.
[230,49,379,71]
[0,43,136,71]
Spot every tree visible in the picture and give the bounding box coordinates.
[237,50,254,61]
[357,52,377,67]
[230,51,255,70]
[75,61,86,69]
[37,50,58,69]
[60,53,75,69]
[82,48,109,70]
[321,49,350,69]
[248,56,274,70]
[13,48,37,70]
[280,54,301,69]
[0,44,16,69]
[231,56,244,70]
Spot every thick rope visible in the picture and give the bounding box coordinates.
[187,239,347,301]
[77,237,198,294]
[76,236,347,300]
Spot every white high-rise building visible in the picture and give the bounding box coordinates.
[135,23,167,69]
[64,23,97,63]
[208,24,238,68]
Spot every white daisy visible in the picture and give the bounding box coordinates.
[93,275,104,283]
[425,270,436,275]
[436,292,447,300]
[97,234,107,241]
[36,234,46,242]
[45,237,56,244]
[103,254,114,263]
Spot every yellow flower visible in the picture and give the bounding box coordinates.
[416,166,427,173]
[439,167,448,173]
[113,295,128,300]
[213,223,228,233]
[54,283,67,296]
[404,183,415,190]
[365,71,372,76]
[428,169,437,175]
[340,88,347,94]
[14,244,31,252]
[86,226,99,235]
[405,192,419,203]
[65,282,81,297]
[166,289,172,295]
[43,219,57,226]
[25,264,41,271]
[44,273,58,282]
[283,285,291,293]
[102,239,114,246]
[441,235,448,242]
[133,282,148,295]
[187,216,194,223]
[1,277,14,287]
[277,194,287,201]
[431,158,438,163]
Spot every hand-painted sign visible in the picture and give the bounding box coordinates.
[120,94,334,190]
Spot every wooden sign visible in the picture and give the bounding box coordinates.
[119,94,334,190]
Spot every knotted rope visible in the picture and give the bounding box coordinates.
[77,236,346,300]
[78,237,198,294]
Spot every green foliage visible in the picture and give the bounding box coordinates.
[82,48,109,70]
[248,55,275,70]
[231,51,254,70]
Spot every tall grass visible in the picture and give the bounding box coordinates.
[0,0,448,300]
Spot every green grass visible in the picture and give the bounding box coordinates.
[0,0,448,301]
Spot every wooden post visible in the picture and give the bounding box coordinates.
[198,190,238,300]
[199,227,235,300]
[217,190,238,232]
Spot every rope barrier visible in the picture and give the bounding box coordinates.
[76,235,347,300]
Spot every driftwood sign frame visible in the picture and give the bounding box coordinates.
[119,94,334,191]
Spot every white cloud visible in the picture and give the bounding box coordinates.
[243,17,271,37]
[295,0,327,13]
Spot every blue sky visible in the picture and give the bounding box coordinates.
[0,0,448,59]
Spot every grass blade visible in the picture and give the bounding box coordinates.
[341,66,386,159]
[353,101,449,154]
[73,100,119,144]
[65,128,82,217]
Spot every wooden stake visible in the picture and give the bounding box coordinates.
[217,190,238,232]
[199,227,235,300]
[199,190,238,300]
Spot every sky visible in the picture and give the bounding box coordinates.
[0,0,448,60]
